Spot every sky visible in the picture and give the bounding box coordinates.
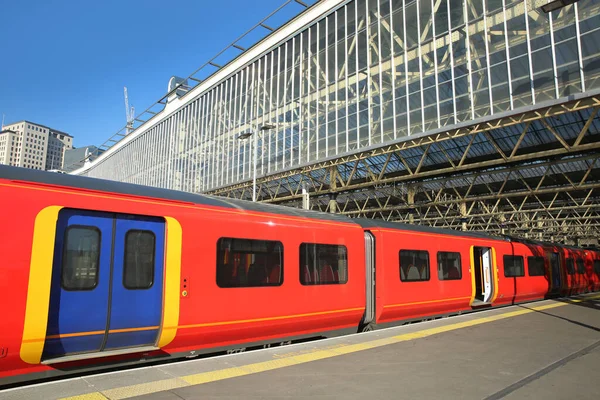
[0,0,312,147]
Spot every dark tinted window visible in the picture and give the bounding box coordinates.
[123,230,156,289]
[300,243,348,285]
[594,260,600,275]
[527,256,545,277]
[216,238,283,287]
[62,226,100,290]
[504,255,524,277]
[576,259,585,274]
[566,258,575,275]
[400,250,430,281]
[437,252,462,280]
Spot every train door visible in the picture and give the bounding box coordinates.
[548,252,561,291]
[42,208,165,362]
[359,231,376,332]
[472,247,494,304]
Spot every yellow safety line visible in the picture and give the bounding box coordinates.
[59,294,600,400]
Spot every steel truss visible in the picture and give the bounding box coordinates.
[207,94,600,242]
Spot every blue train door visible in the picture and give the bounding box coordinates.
[43,209,165,362]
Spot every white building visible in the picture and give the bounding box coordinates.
[0,121,73,171]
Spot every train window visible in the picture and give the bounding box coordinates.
[527,256,545,277]
[216,238,283,288]
[437,252,461,280]
[400,250,430,282]
[300,243,348,285]
[503,255,524,277]
[576,259,585,274]
[61,226,101,291]
[123,230,156,289]
[566,258,575,275]
[594,260,600,275]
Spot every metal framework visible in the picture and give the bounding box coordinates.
[210,93,600,242]
[74,0,600,243]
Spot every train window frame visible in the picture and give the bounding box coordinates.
[61,225,101,291]
[565,258,575,275]
[299,243,348,286]
[594,260,600,276]
[437,251,462,281]
[527,256,546,277]
[123,229,156,290]
[503,255,525,277]
[575,258,585,275]
[400,250,430,282]
[216,237,284,288]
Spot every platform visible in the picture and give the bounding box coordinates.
[2,294,599,400]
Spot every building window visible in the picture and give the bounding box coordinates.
[61,226,100,291]
[437,251,462,280]
[400,250,430,282]
[504,255,525,277]
[216,237,283,288]
[300,243,348,285]
[527,256,546,277]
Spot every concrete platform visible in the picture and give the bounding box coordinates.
[2,294,599,400]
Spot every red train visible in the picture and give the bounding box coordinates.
[1,165,599,386]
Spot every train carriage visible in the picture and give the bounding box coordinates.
[0,165,366,385]
[587,249,600,292]
[1,164,599,386]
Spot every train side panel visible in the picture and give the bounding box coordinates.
[493,242,551,305]
[0,180,46,378]
[0,177,366,382]
[588,250,600,292]
[561,247,588,295]
[167,209,366,354]
[371,228,473,325]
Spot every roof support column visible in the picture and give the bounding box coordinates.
[460,201,467,231]
[499,213,507,235]
[407,184,416,224]
[328,166,338,213]
[302,182,310,210]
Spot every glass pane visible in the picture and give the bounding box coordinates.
[576,259,585,274]
[300,243,348,285]
[400,250,430,281]
[216,238,284,287]
[438,252,462,280]
[504,255,524,277]
[566,258,575,275]
[527,256,545,277]
[124,230,156,289]
[62,226,100,291]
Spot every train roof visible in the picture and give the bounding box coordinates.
[0,165,355,224]
[3,165,592,251]
[507,236,599,252]
[354,218,510,242]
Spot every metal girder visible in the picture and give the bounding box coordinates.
[207,96,600,242]
[208,96,600,199]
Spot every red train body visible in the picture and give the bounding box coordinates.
[1,165,599,386]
